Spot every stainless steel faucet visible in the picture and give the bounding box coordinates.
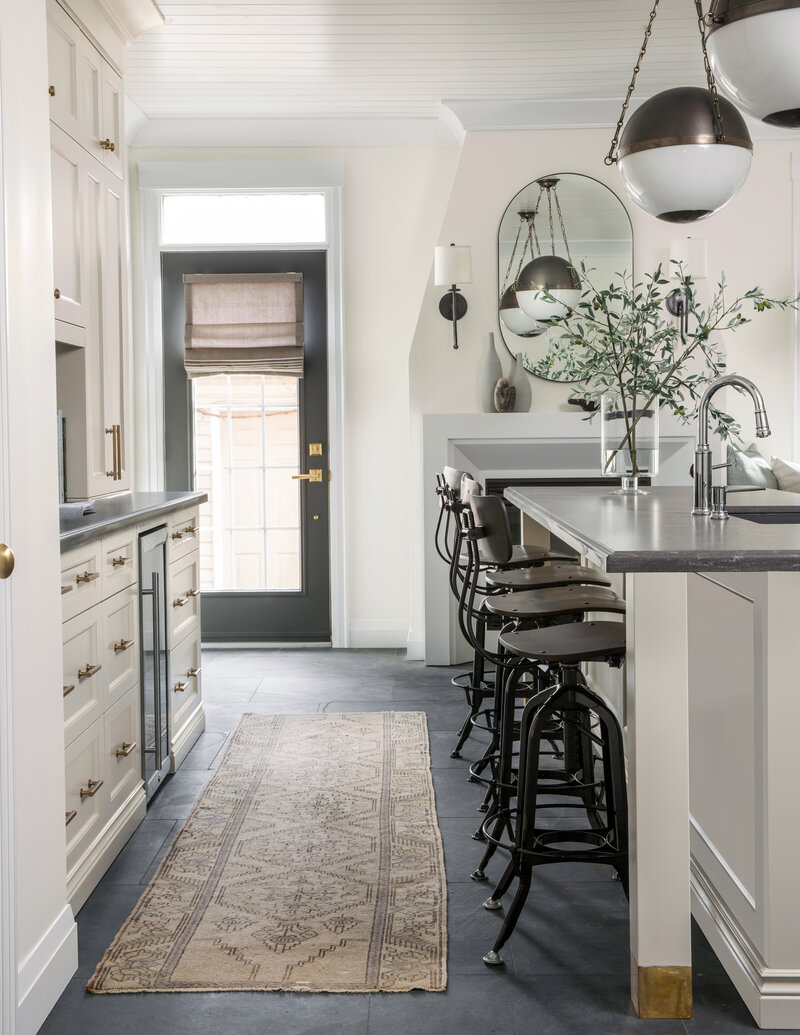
[693,374,771,516]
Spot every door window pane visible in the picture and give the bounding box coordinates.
[193,374,301,591]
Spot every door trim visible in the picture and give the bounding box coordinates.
[133,161,348,646]
[0,52,16,1035]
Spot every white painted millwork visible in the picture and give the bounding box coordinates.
[62,603,104,745]
[49,0,131,500]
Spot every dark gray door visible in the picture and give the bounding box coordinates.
[161,250,330,642]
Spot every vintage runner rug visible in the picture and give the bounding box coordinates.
[88,711,447,994]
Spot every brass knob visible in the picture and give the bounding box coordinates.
[49,85,56,97]
[0,544,14,580]
[53,288,61,299]
[100,138,115,152]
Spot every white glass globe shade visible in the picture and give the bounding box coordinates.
[618,142,752,222]
[499,286,546,337]
[515,255,581,323]
[707,8,800,127]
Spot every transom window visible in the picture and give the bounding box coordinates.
[162,192,326,246]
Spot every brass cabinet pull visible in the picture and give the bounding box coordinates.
[186,588,199,598]
[187,667,200,679]
[173,597,187,607]
[63,684,75,697]
[49,85,56,97]
[105,425,121,480]
[115,425,121,478]
[171,530,183,541]
[53,288,61,299]
[78,662,101,680]
[100,138,115,152]
[76,571,99,584]
[173,680,188,693]
[79,778,103,799]
[61,584,73,595]
[65,809,76,825]
[184,525,197,535]
[113,638,133,653]
[115,741,136,758]
[111,555,127,567]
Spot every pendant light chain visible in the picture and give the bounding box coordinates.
[553,189,575,267]
[513,188,544,286]
[695,0,726,142]
[605,0,661,166]
[547,188,556,254]
[500,219,524,297]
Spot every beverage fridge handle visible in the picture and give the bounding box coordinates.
[151,570,163,769]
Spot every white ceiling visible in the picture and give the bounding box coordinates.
[125,1,789,147]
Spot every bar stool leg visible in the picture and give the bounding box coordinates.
[483,861,533,966]
[452,617,488,759]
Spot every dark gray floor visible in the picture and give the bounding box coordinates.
[41,649,779,1035]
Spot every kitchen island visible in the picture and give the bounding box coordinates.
[505,484,800,1028]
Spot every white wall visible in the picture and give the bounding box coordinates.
[128,144,459,647]
[408,128,800,651]
[0,0,78,1029]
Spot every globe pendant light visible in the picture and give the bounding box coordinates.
[498,210,546,338]
[606,0,753,223]
[516,179,582,323]
[705,0,800,127]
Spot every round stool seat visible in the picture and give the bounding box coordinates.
[485,584,625,620]
[499,621,626,664]
[486,564,611,592]
[461,543,576,570]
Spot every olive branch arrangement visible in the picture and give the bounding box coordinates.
[528,263,797,475]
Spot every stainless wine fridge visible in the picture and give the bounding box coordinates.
[139,525,170,800]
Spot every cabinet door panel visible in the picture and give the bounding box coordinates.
[101,168,130,490]
[65,718,108,878]
[84,162,117,496]
[104,686,142,814]
[168,553,201,648]
[46,0,81,140]
[100,61,123,179]
[103,585,139,708]
[76,32,103,163]
[63,604,104,746]
[50,126,86,327]
[169,631,201,740]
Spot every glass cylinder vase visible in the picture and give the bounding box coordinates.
[600,394,659,494]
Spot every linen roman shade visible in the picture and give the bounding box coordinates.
[183,273,304,378]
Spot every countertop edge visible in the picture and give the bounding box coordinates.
[60,491,208,552]
[504,485,613,566]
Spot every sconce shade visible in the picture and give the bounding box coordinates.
[670,237,708,279]
[499,285,546,337]
[617,87,752,222]
[707,1,800,127]
[435,244,472,286]
[516,255,581,322]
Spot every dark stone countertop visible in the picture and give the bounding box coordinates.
[60,491,207,552]
[504,485,800,573]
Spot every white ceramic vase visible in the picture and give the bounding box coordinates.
[510,353,532,412]
[480,332,503,413]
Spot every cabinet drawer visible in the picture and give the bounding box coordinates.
[169,631,201,735]
[65,717,107,875]
[63,604,104,745]
[102,584,139,708]
[168,507,200,563]
[168,552,200,648]
[104,685,141,814]
[61,541,102,621]
[102,528,137,597]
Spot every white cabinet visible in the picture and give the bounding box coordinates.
[49,0,129,500]
[50,125,86,328]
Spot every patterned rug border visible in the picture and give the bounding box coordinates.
[87,711,447,995]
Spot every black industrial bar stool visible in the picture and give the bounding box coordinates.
[479,621,628,967]
[456,495,626,872]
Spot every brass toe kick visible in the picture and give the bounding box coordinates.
[631,958,692,1019]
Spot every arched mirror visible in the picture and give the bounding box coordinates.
[497,173,633,383]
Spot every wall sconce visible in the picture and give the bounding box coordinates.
[666,237,708,338]
[434,243,472,350]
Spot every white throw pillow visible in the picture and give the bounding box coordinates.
[770,455,800,493]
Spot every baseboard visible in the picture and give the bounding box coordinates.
[692,857,800,1028]
[171,701,206,772]
[16,904,77,1035]
[347,621,407,648]
[67,785,147,914]
[406,628,425,661]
